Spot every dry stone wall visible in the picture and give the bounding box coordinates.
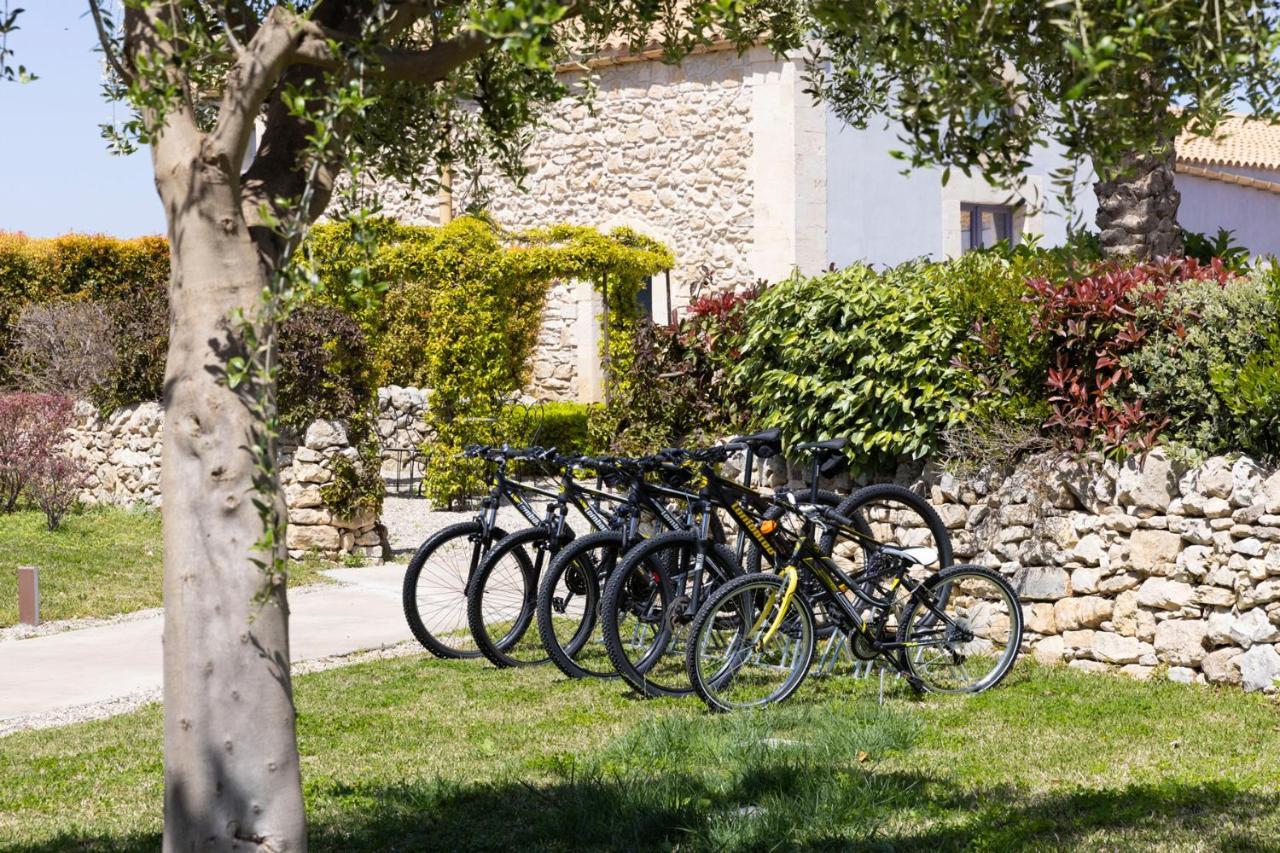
[67,400,164,508]
[917,450,1280,692]
[282,419,383,560]
[63,396,416,559]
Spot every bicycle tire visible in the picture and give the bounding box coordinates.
[599,530,741,698]
[536,530,626,679]
[402,521,515,659]
[686,571,817,712]
[466,527,552,668]
[896,564,1023,694]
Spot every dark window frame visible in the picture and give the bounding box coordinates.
[961,203,1017,252]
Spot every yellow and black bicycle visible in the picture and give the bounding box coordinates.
[684,440,1023,711]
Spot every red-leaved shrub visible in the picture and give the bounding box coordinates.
[1026,257,1233,453]
[27,452,88,530]
[0,392,82,525]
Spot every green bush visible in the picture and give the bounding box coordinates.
[1124,265,1280,458]
[937,240,1099,421]
[95,279,169,411]
[0,233,169,388]
[521,401,597,455]
[734,264,978,475]
[277,304,377,436]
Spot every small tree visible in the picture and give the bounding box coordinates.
[808,0,1280,258]
[0,392,78,515]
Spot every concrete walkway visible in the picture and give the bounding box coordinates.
[0,563,425,725]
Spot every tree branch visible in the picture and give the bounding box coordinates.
[87,0,132,85]
[208,6,320,168]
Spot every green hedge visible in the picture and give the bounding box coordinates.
[733,264,979,475]
[0,233,169,388]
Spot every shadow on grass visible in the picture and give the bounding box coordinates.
[17,773,1278,852]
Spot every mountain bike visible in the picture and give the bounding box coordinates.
[401,444,558,659]
[535,452,702,679]
[600,436,954,699]
[465,451,639,668]
[684,447,1022,711]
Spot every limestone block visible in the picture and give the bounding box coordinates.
[286,524,341,551]
[1137,577,1194,610]
[1127,529,1183,574]
[1025,602,1057,635]
[1154,619,1209,666]
[1014,567,1069,602]
[1092,632,1152,665]
[1239,643,1280,692]
[1071,567,1102,595]
[1228,608,1280,648]
[1062,629,1096,655]
[1054,596,1113,631]
[1071,534,1106,567]
[305,419,348,450]
[1032,635,1065,664]
[1201,647,1244,684]
[1115,449,1180,512]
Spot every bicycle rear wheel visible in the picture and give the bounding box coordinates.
[600,531,741,698]
[687,572,816,712]
[896,564,1022,694]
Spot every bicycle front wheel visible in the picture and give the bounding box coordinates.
[536,530,622,679]
[466,527,547,667]
[687,572,816,712]
[402,521,511,659]
[896,564,1022,694]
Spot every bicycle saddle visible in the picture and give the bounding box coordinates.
[731,427,783,458]
[794,437,848,477]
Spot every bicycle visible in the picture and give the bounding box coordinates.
[685,441,1022,711]
[596,431,864,699]
[401,444,559,659]
[465,449,641,668]
[535,451,702,679]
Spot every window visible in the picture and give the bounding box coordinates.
[961,204,1016,252]
[635,275,654,320]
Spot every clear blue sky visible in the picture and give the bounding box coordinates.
[0,3,165,237]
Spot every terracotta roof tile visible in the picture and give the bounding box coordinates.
[1177,115,1280,171]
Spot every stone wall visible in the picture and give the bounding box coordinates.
[67,401,164,508]
[282,419,383,560]
[914,451,1280,693]
[65,399,401,559]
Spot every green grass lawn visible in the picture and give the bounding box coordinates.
[2,658,1278,851]
[0,508,336,628]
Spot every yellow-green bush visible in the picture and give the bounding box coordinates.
[368,218,669,506]
[0,233,169,387]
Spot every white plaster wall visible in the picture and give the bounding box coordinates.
[1176,173,1280,257]
[746,56,828,281]
[824,117,1097,266]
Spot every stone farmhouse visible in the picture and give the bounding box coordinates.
[378,43,1280,403]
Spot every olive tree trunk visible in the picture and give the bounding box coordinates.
[156,134,305,851]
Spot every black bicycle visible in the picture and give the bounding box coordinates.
[401,444,559,659]
[685,446,1021,711]
[598,436,953,699]
[465,451,636,668]
[534,452,702,679]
